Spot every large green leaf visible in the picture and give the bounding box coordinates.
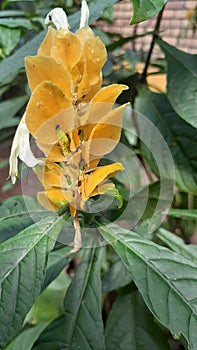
[99,223,197,350]
[0,96,28,129]
[105,286,170,350]
[157,228,197,263]
[0,214,63,348]
[33,246,105,350]
[135,88,197,194]
[0,195,46,242]
[158,40,197,129]
[130,0,167,24]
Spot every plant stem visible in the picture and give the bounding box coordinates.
[140,5,166,83]
[67,210,82,257]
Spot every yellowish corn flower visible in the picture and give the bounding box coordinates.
[9,0,128,254]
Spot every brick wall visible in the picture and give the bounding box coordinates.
[96,0,197,58]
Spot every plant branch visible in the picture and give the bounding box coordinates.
[140,5,166,83]
[67,210,82,257]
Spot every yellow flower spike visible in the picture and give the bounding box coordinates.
[82,162,124,201]
[8,0,129,257]
[25,81,75,139]
[25,56,74,99]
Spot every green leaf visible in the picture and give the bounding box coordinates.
[102,254,132,292]
[0,26,20,56]
[33,247,105,350]
[168,209,197,220]
[135,88,197,194]
[0,214,63,348]
[0,195,46,242]
[0,30,46,87]
[130,0,167,24]
[157,228,197,262]
[30,269,71,324]
[0,195,43,220]
[105,286,170,350]
[158,40,197,129]
[0,96,28,129]
[42,247,72,291]
[99,223,197,350]
[0,10,26,17]
[5,323,49,350]
[0,18,34,30]
[128,181,173,237]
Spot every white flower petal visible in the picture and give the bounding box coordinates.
[45,7,69,30]
[9,113,42,184]
[80,0,89,29]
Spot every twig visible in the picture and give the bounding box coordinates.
[140,5,166,83]
[67,210,82,257]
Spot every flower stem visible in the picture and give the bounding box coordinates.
[67,210,82,257]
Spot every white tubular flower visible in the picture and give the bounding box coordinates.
[9,113,42,184]
[80,0,89,29]
[45,7,69,30]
